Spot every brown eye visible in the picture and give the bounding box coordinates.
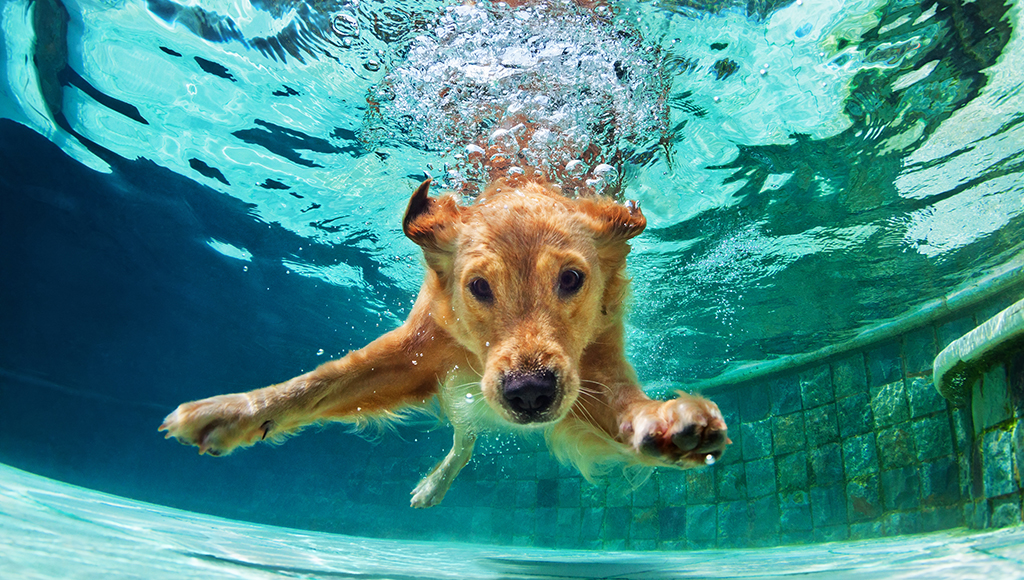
[558,269,584,296]
[468,278,493,302]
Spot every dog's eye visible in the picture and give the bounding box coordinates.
[468,278,493,302]
[558,269,585,296]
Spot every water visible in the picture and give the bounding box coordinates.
[4,464,1024,578]
[1,0,1024,573]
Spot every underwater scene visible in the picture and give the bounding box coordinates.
[2,0,1024,576]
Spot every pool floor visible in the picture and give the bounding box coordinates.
[1,464,1022,579]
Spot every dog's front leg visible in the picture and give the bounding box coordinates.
[160,306,455,457]
[410,426,475,508]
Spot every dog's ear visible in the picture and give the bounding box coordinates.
[403,179,460,268]
[577,197,647,243]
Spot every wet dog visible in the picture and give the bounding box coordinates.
[160,177,729,507]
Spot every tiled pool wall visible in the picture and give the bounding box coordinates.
[328,286,1024,550]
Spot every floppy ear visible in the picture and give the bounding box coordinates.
[576,197,647,243]
[402,178,461,271]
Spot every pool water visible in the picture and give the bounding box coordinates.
[2,0,1024,574]
[4,464,1024,578]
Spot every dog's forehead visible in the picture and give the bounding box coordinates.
[465,196,582,243]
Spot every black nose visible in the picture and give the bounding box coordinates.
[502,370,557,420]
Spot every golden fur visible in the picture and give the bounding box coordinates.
[160,178,729,507]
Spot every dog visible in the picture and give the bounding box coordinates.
[160,176,729,507]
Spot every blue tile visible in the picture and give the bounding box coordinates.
[713,390,742,429]
[740,384,771,422]
[812,525,850,543]
[780,530,814,545]
[800,364,834,409]
[974,364,1012,432]
[881,466,921,511]
[745,457,777,498]
[741,419,772,460]
[907,377,947,419]
[580,481,606,508]
[772,412,806,455]
[630,507,659,541]
[511,508,535,537]
[555,509,582,546]
[1011,351,1024,413]
[628,539,657,551]
[849,521,884,540]
[837,393,873,438]
[983,428,1016,498]
[685,504,717,541]
[716,462,746,501]
[810,443,843,486]
[912,414,953,462]
[632,477,659,507]
[965,499,989,528]
[903,327,938,376]
[536,507,559,540]
[843,433,879,478]
[832,354,868,398]
[951,406,973,456]
[990,496,1022,528]
[748,495,780,539]
[657,471,687,506]
[810,484,848,527]
[877,426,917,470]
[871,380,910,428]
[558,477,582,507]
[659,506,686,541]
[805,403,839,448]
[685,468,716,505]
[769,375,802,415]
[867,342,903,388]
[779,491,812,532]
[536,453,560,479]
[601,506,630,540]
[937,315,976,351]
[881,511,921,536]
[847,475,882,522]
[777,451,809,493]
[920,505,963,532]
[581,507,605,539]
[537,478,558,508]
[717,500,750,547]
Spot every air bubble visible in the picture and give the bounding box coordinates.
[565,159,586,178]
[332,12,359,38]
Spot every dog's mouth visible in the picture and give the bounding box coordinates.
[499,369,565,424]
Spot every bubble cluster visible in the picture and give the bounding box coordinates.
[362,1,668,196]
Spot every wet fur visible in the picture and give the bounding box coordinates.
[160,178,729,507]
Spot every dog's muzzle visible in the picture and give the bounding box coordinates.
[502,369,557,422]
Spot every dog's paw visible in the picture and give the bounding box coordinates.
[410,472,447,509]
[620,392,730,467]
[159,394,271,456]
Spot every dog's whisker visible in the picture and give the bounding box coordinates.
[463,354,484,379]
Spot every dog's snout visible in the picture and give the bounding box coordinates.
[503,370,557,420]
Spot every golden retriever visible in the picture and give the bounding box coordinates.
[160,178,729,507]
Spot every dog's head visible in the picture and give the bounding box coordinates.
[403,178,645,425]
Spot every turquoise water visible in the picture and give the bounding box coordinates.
[2,0,1024,573]
[3,464,1024,578]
